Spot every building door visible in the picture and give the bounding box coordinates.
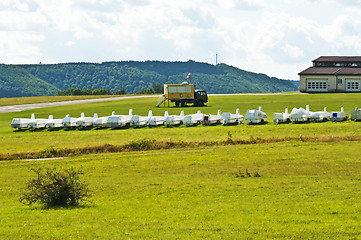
[345,79,361,92]
[306,79,328,92]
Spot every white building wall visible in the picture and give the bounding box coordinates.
[342,76,361,92]
[300,74,361,92]
[299,75,336,92]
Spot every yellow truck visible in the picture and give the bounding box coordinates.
[157,82,208,107]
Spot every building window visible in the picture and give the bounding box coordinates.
[347,81,359,90]
[337,79,342,84]
[306,80,328,92]
[314,61,361,68]
[345,80,361,92]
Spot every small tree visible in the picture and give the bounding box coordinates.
[71,88,83,95]
[137,86,155,94]
[153,84,163,94]
[19,168,91,208]
[92,88,112,95]
[83,89,93,95]
[114,89,126,95]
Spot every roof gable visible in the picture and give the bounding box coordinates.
[313,56,361,62]
[299,67,361,75]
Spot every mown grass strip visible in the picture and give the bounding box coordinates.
[2,135,361,161]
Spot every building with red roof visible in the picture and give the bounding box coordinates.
[299,56,361,93]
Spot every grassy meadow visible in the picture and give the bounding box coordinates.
[1,93,361,239]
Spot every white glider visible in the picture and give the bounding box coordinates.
[45,115,63,129]
[273,108,290,124]
[245,107,267,124]
[148,111,165,127]
[93,111,115,128]
[130,110,152,127]
[164,111,184,126]
[107,109,133,128]
[351,107,361,121]
[330,107,348,122]
[221,108,243,125]
[203,110,222,125]
[11,115,33,129]
[27,113,47,129]
[309,107,330,122]
[62,114,77,128]
[183,110,204,127]
[76,113,98,128]
[289,105,312,123]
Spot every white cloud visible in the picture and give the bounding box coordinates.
[2,0,361,79]
[216,0,264,10]
[0,12,47,31]
[336,0,361,6]
[0,32,43,63]
[0,0,39,12]
[65,41,76,47]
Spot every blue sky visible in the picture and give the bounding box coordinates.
[1,0,361,79]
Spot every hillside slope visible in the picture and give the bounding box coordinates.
[2,61,298,97]
[0,65,59,98]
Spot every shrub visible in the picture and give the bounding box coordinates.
[126,139,156,151]
[233,168,262,178]
[19,168,91,208]
[114,89,126,95]
[226,131,233,143]
[233,169,245,178]
[41,146,58,158]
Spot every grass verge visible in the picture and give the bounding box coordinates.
[1,135,361,161]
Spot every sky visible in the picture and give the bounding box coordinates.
[1,0,361,80]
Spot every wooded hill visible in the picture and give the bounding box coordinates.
[0,65,59,97]
[0,60,298,97]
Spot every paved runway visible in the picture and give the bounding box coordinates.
[0,95,161,113]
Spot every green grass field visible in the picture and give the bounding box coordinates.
[1,93,361,155]
[1,94,361,239]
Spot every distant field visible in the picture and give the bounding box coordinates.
[0,95,126,106]
[1,94,361,239]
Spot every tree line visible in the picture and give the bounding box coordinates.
[57,84,164,96]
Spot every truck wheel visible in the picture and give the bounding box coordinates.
[195,101,204,107]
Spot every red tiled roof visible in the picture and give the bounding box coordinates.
[336,67,361,75]
[313,56,361,62]
[299,67,361,75]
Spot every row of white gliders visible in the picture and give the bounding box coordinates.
[10,106,361,130]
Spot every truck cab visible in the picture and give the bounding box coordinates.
[194,90,208,106]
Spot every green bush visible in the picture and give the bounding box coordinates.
[114,89,126,95]
[233,168,261,178]
[19,168,91,208]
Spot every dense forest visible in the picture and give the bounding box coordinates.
[0,60,298,97]
[0,65,59,97]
